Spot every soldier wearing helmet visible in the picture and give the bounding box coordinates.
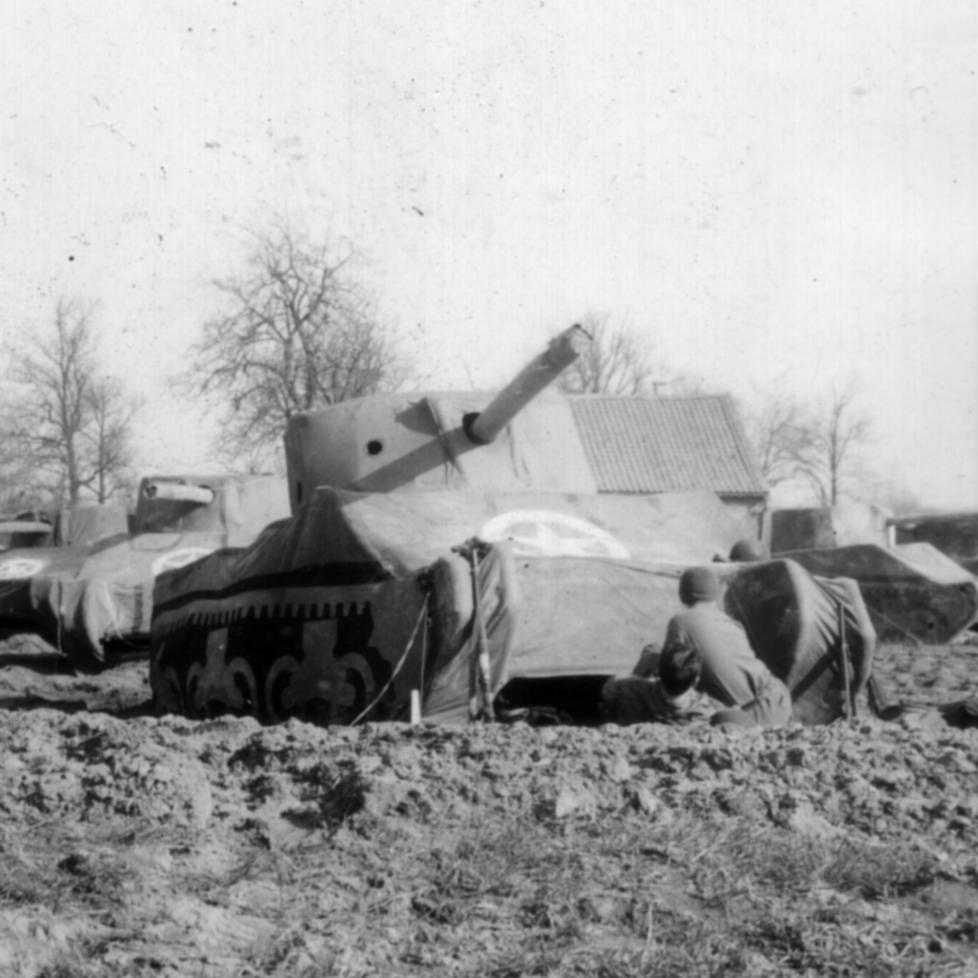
[658,566,792,727]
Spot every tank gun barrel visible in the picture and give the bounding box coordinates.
[463,324,589,445]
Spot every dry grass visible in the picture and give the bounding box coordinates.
[7,806,972,977]
[209,812,975,977]
[0,824,973,976]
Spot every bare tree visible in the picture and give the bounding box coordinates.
[0,408,51,515]
[5,299,139,504]
[797,383,873,506]
[750,381,872,505]
[184,221,406,466]
[82,376,141,502]
[557,313,664,395]
[745,390,811,490]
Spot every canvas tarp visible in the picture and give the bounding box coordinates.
[0,475,291,667]
[503,557,682,680]
[152,534,518,725]
[558,558,878,727]
[27,530,230,663]
[781,542,978,643]
[53,504,129,547]
[724,559,877,725]
[0,545,85,634]
[151,485,874,726]
[151,485,744,724]
[295,485,743,569]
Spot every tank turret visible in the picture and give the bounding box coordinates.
[284,324,593,508]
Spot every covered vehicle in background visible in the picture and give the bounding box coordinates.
[53,502,131,548]
[152,327,874,727]
[769,504,978,644]
[887,511,978,577]
[0,502,129,554]
[0,511,56,552]
[773,542,978,645]
[0,474,289,670]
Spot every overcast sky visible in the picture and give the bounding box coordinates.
[2,0,977,508]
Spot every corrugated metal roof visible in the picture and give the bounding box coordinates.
[568,394,768,497]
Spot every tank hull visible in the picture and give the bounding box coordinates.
[149,487,870,726]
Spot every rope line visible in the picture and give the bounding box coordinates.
[350,596,429,726]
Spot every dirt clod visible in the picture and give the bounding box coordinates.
[0,639,976,976]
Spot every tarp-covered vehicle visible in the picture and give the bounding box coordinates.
[151,328,875,727]
[888,511,978,577]
[0,475,289,670]
[0,503,131,554]
[0,512,56,552]
[770,505,978,644]
[777,542,978,645]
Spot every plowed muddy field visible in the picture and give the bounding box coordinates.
[0,634,976,977]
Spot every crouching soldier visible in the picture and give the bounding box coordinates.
[599,641,719,726]
[661,566,792,727]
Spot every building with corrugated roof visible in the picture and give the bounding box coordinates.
[567,393,769,538]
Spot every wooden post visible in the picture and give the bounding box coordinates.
[838,603,853,721]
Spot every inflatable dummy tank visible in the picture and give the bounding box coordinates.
[150,326,874,726]
[0,474,289,670]
[768,505,978,643]
[776,543,978,644]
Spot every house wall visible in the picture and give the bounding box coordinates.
[718,496,768,549]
